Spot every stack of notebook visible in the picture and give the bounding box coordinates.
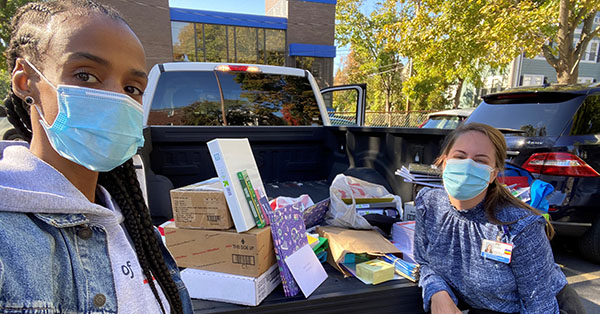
[380,253,419,282]
[395,163,443,188]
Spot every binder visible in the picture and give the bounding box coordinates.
[207,138,267,232]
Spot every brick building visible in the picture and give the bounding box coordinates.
[99,0,336,87]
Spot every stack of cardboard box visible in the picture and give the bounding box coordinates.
[164,178,280,306]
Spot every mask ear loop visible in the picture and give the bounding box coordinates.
[23,59,58,90]
[22,59,57,128]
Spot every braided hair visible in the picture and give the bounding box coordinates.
[3,1,184,313]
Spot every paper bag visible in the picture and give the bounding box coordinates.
[316,226,401,276]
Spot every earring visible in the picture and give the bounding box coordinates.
[24,96,34,105]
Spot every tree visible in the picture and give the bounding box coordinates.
[1,1,40,98]
[1,0,39,70]
[383,0,550,108]
[335,0,405,112]
[541,0,600,84]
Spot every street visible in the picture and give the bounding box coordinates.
[553,238,600,313]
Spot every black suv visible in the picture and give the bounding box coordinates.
[466,85,600,262]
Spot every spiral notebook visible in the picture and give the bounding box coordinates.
[266,203,307,297]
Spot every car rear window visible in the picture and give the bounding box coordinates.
[148,70,322,126]
[467,93,584,137]
[421,116,463,129]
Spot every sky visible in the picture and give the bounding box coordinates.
[167,0,378,72]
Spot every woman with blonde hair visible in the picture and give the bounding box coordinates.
[414,122,584,314]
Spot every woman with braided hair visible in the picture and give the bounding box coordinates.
[0,1,193,313]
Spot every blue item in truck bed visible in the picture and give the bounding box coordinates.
[500,162,534,185]
[528,180,554,213]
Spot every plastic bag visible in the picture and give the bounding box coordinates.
[270,194,314,211]
[528,179,554,213]
[327,174,402,229]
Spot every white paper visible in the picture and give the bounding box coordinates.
[284,244,327,298]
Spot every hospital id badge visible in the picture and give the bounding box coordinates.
[481,239,513,264]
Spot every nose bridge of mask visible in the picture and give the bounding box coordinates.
[446,158,492,180]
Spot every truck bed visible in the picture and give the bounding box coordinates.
[142,125,449,313]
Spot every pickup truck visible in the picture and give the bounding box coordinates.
[140,62,447,313]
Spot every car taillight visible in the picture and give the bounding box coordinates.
[214,65,261,73]
[522,152,600,177]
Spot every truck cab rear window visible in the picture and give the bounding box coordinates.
[148,71,322,126]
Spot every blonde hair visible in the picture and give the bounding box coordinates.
[434,122,554,239]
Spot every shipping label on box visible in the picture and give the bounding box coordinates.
[170,179,234,230]
[165,223,275,277]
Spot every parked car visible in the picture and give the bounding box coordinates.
[466,85,600,262]
[420,108,474,129]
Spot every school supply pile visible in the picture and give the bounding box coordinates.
[395,164,442,188]
[317,225,419,285]
[163,138,283,306]
[328,174,403,230]
[172,138,326,301]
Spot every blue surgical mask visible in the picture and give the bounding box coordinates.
[443,158,493,201]
[26,60,144,172]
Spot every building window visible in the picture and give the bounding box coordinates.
[522,74,545,86]
[577,77,595,84]
[582,41,599,62]
[171,22,285,66]
[235,26,259,63]
[172,21,196,61]
[204,24,227,62]
[294,56,333,87]
[266,29,285,65]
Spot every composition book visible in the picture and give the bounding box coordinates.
[207,138,267,232]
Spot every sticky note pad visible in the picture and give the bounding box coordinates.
[356,260,394,285]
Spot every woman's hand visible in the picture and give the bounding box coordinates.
[431,291,462,314]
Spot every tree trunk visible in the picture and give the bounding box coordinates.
[453,78,464,109]
[542,0,599,84]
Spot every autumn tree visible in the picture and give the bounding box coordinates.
[541,0,600,84]
[335,0,404,112]
[383,0,550,109]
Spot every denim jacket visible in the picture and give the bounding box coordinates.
[0,211,193,314]
[0,143,193,314]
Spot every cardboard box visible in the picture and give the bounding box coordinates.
[170,178,233,230]
[165,222,276,277]
[181,264,281,306]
